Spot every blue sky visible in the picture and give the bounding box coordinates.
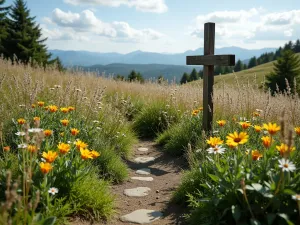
[4,0,300,53]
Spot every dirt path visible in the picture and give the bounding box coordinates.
[72,140,186,225]
[107,140,186,225]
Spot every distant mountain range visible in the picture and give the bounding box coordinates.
[49,47,276,67]
[79,63,202,82]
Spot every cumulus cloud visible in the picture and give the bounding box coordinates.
[190,8,300,44]
[41,25,89,41]
[195,8,260,24]
[64,0,168,13]
[43,8,164,43]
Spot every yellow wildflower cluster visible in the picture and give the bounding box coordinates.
[206,119,298,162]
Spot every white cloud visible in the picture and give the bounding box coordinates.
[41,25,89,41]
[195,8,260,24]
[190,8,300,45]
[43,8,164,43]
[64,0,168,13]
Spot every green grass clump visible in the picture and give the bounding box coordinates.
[93,145,129,183]
[156,113,203,156]
[69,170,114,221]
[133,101,180,138]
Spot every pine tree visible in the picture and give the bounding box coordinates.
[190,68,199,81]
[248,56,257,68]
[234,59,243,72]
[0,0,10,55]
[4,0,50,66]
[283,41,293,51]
[128,70,137,81]
[274,47,283,60]
[136,72,144,83]
[224,66,232,74]
[265,50,300,95]
[180,72,190,84]
[199,69,203,79]
[53,57,65,72]
[128,70,144,82]
[214,65,224,75]
[294,39,300,53]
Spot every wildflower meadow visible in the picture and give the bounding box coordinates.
[0,57,300,224]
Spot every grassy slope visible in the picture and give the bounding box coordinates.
[190,53,300,86]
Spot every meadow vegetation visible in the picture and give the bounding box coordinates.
[1,56,300,224]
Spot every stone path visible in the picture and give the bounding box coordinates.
[107,140,186,225]
[71,140,186,225]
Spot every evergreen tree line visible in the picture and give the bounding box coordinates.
[114,70,145,83]
[179,39,300,84]
[180,68,203,84]
[0,0,64,70]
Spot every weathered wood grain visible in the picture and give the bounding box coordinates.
[186,54,235,66]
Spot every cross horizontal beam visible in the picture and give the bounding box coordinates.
[186,54,235,66]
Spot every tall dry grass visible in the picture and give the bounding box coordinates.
[0,58,299,126]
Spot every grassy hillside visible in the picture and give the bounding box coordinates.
[190,53,300,86]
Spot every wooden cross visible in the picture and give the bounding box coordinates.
[186,22,235,133]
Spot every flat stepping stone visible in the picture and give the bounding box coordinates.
[134,157,155,164]
[138,147,149,152]
[131,177,154,181]
[120,209,163,224]
[124,187,151,197]
[136,168,151,175]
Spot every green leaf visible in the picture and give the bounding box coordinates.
[250,218,261,225]
[208,174,219,182]
[283,189,296,195]
[41,217,57,225]
[200,184,210,189]
[267,213,276,225]
[231,205,241,222]
[215,163,225,173]
[277,213,294,225]
[270,182,276,191]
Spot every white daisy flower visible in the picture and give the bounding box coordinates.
[18,143,28,149]
[292,194,300,201]
[15,132,26,136]
[278,158,296,172]
[48,187,58,195]
[207,145,226,154]
[28,128,43,133]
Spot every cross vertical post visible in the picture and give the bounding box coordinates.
[203,23,215,133]
[186,23,235,134]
